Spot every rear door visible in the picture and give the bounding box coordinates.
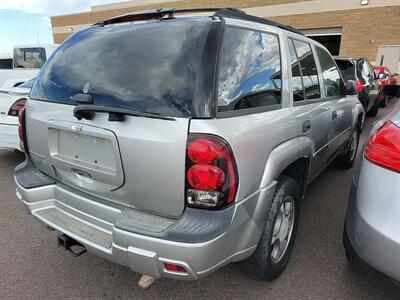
[315,46,353,156]
[26,18,212,217]
[287,38,332,179]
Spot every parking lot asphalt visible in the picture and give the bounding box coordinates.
[1,102,400,300]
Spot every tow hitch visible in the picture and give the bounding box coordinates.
[57,234,87,257]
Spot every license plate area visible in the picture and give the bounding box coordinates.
[47,121,124,191]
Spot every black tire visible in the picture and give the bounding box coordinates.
[367,98,379,117]
[242,176,301,281]
[335,130,360,169]
[343,225,363,268]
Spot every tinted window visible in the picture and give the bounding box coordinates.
[316,47,343,97]
[0,58,13,69]
[292,40,321,99]
[288,39,304,102]
[335,59,355,81]
[13,48,46,68]
[31,19,211,117]
[218,27,281,112]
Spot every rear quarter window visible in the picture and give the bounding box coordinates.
[335,59,355,81]
[30,19,211,117]
[217,27,282,112]
[0,58,13,69]
[13,48,46,69]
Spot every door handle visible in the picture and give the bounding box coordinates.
[332,111,338,120]
[302,120,311,133]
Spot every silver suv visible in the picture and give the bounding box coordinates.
[15,8,363,281]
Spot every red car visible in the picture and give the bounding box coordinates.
[373,65,398,107]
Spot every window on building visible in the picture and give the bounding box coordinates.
[218,27,282,112]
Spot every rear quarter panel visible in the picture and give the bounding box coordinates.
[189,108,298,201]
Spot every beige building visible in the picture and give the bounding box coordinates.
[51,0,400,71]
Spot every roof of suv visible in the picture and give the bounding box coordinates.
[95,7,304,36]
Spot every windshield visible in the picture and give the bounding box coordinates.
[30,18,211,117]
[13,47,46,68]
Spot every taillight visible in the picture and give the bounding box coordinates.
[185,134,238,209]
[364,121,400,173]
[8,98,26,116]
[18,107,26,151]
[355,80,363,93]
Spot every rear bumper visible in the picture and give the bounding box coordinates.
[345,159,400,282]
[0,122,20,150]
[15,160,275,280]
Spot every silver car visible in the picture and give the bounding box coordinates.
[344,84,400,282]
[15,8,363,281]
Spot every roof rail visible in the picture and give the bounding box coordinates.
[94,7,304,36]
[214,8,304,36]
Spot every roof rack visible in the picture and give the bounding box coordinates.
[94,7,304,36]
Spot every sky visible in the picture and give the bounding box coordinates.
[0,0,125,53]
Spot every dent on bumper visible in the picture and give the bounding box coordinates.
[15,172,275,280]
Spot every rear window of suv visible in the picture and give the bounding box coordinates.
[335,59,355,81]
[30,19,211,117]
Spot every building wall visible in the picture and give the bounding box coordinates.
[50,0,400,62]
[270,5,400,60]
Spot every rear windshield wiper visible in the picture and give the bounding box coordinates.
[73,105,176,122]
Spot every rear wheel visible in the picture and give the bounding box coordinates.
[335,130,360,169]
[367,98,379,117]
[242,176,300,281]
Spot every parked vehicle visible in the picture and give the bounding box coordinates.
[15,8,363,281]
[0,78,33,150]
[0,44,57,89]
[344,84,400,283]
[372,65,398,107]
[334,57,380,118]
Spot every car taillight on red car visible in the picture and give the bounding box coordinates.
[355,80,363,93]
[185,134,238,209]
[8,98,26,116]
[364,121,400,173]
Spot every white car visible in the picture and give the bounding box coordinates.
[0,79,33,150]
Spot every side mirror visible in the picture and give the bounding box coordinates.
[345,80,357,95]
[381,84,400,98]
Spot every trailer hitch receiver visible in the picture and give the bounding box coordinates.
[57,234,87,257]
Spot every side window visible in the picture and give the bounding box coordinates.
[315,47,343,97]
[288,39,304,102]
[218,27,282,112]
[13,47,46,69]
[292,40,321,99]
